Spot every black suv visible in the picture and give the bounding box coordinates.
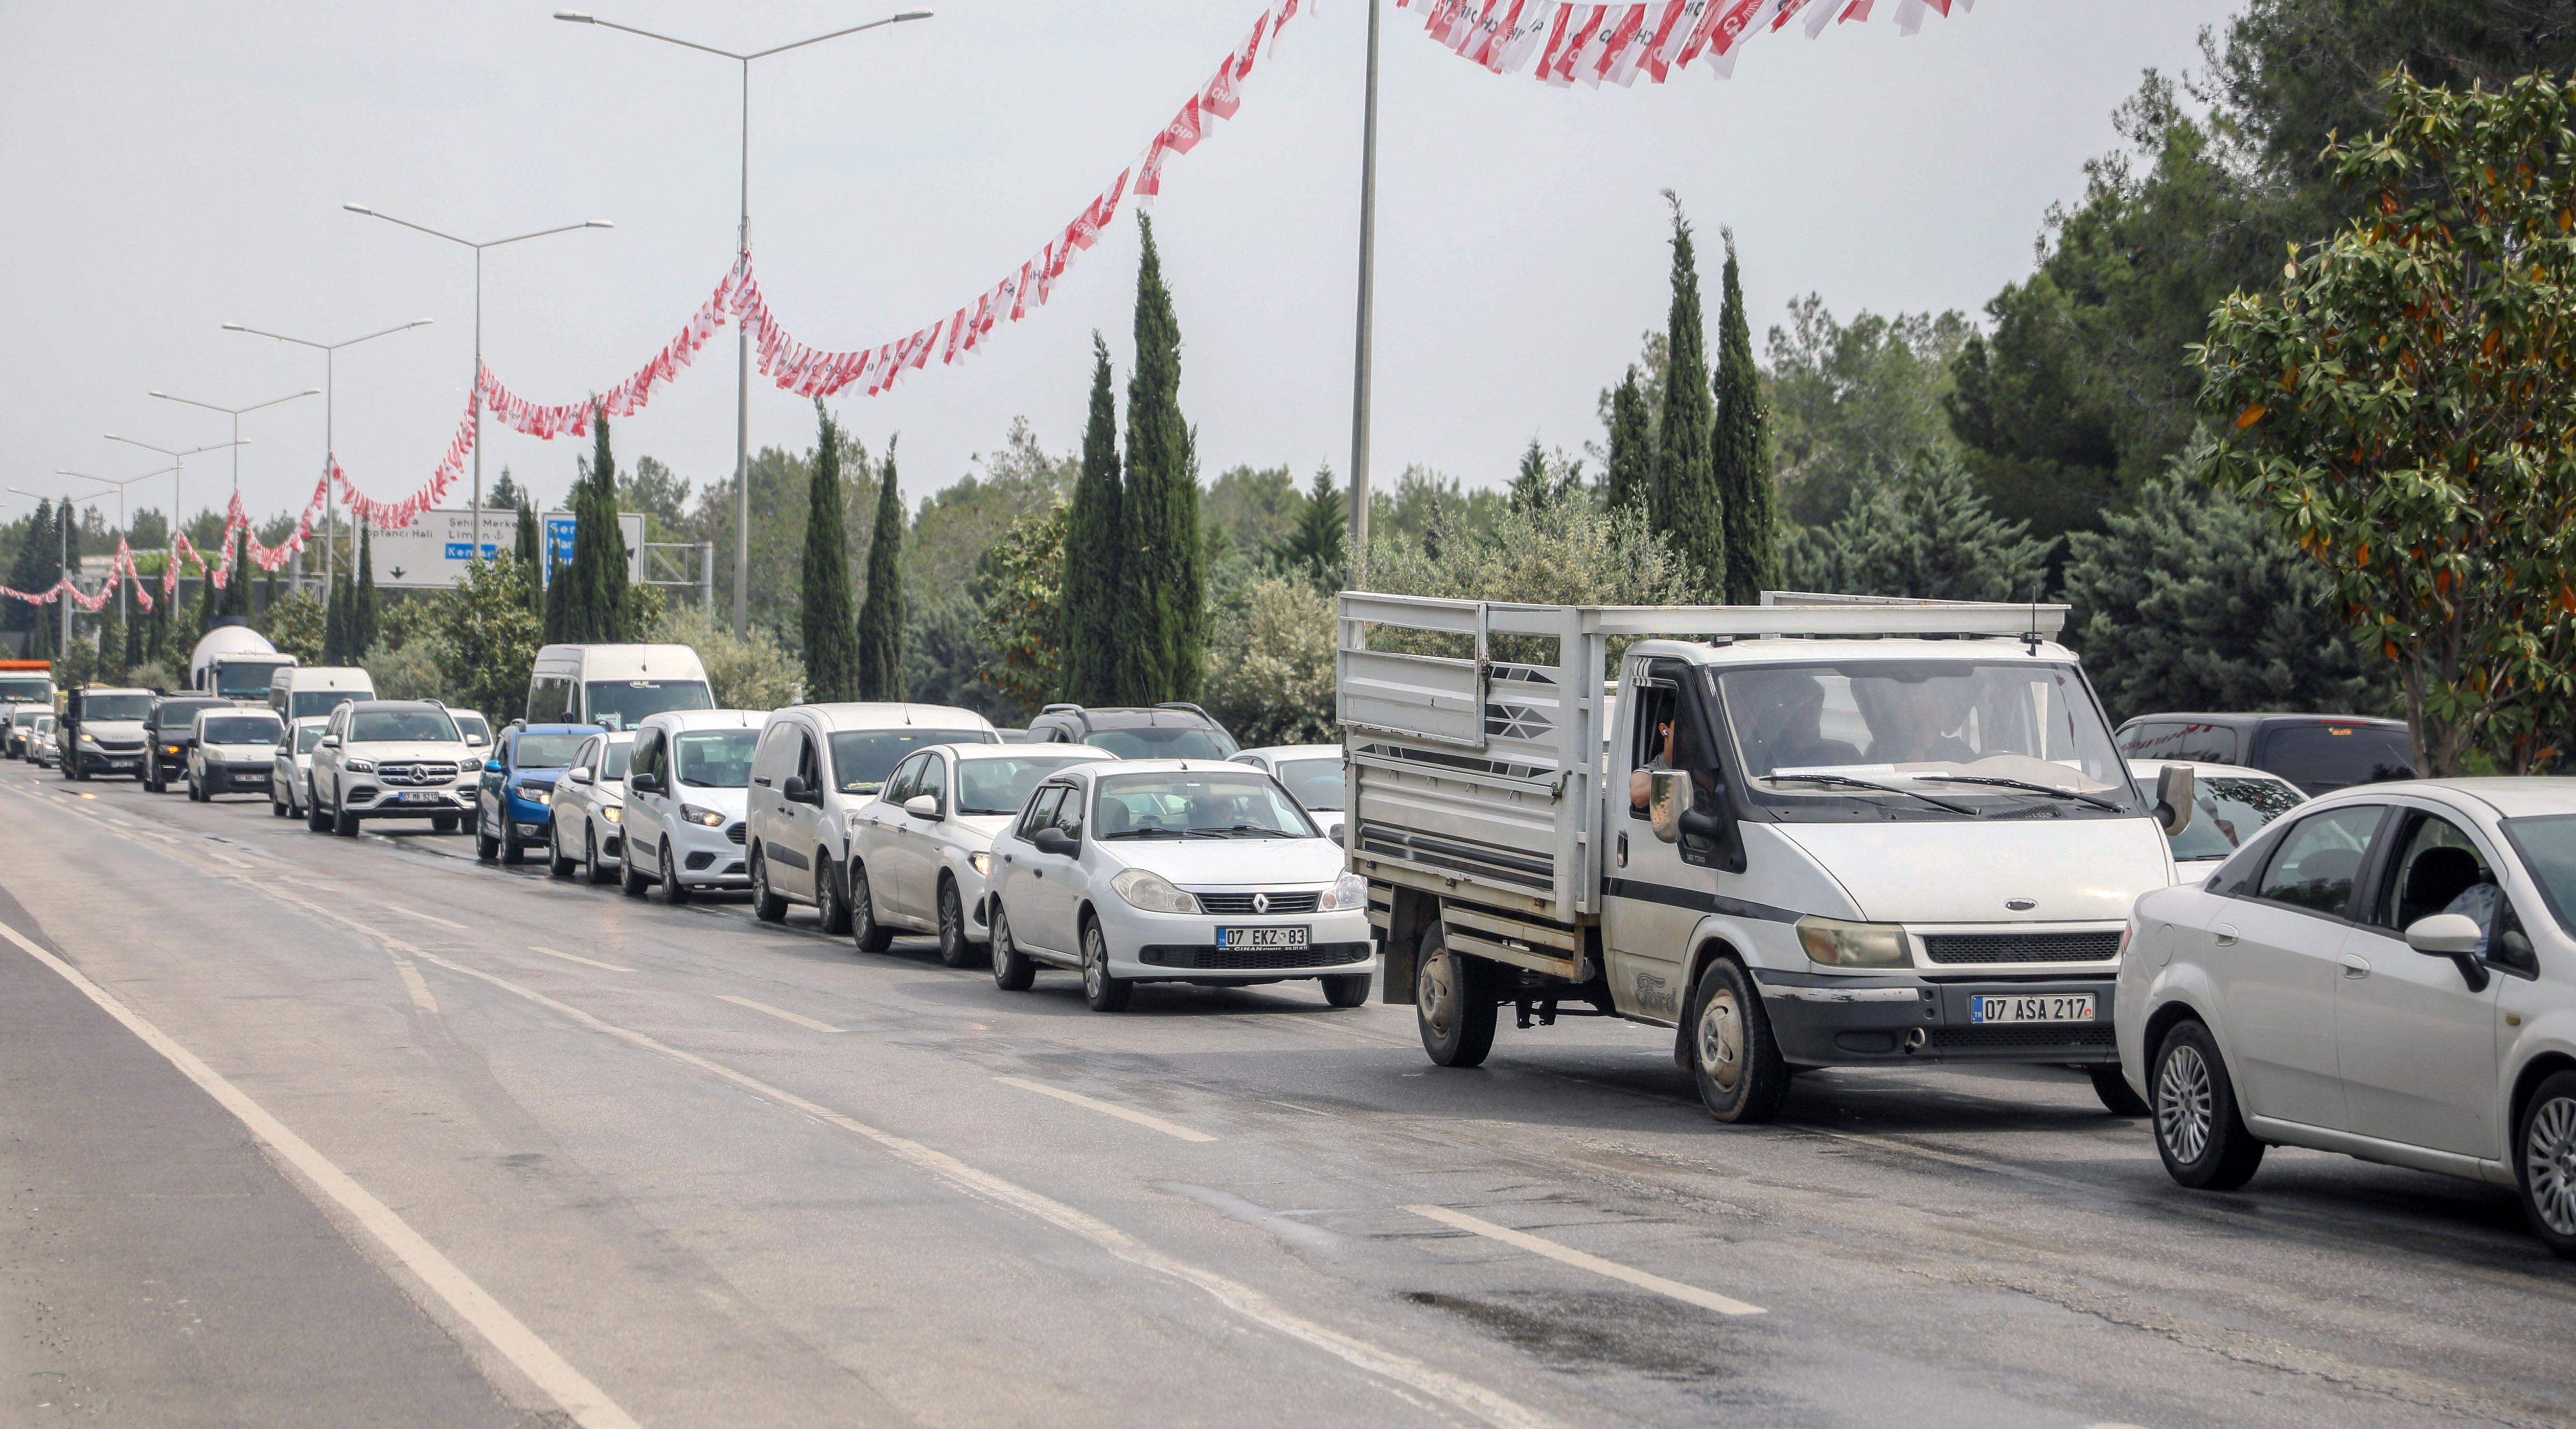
[144,695,234,794]
[1023,703,1240,760]
[2113,711,2415,796]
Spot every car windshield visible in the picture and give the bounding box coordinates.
[1095,771,1319,840]
[0,676,51,702]
[202,716,281,746]
[83,695,153,722]
[153,701,224,729]
[676,730,758,788]
[513,733,588,768]
[1272,757,1344,812]
[830,728,994,795]
[11,709,36,727]
[2504,814,2576,935]
[956,754,1110,815]
[598,739,634,779]
[1715,661,2139,823]
[583,679,712,732]
[1084,725,1240,760]
[2261,722,2416,792]
[351,709,461,743]
[454,714,489,742]
[2166,775,2307,860]
[295,725,326,755]
[290,689,366,719]
[216,660,292,700]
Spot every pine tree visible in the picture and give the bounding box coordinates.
[1606,367,1655,513]
[1266,465,1348,587]
[800,399,862,702]
[1653,191,1726,600]
[1060,333,1128,705]
[1121,215,1206,703]
[1509,440,1554,513]
[355,528,379,655]
[856,441,906,700]
[1712,228,1779,604]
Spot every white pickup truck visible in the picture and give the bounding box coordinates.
[1339,592,2194,1123]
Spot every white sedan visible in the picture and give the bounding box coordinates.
[986,759,1375,1011]
[1230,744,1346,844]
[548,730,634,885]
[2128,759,2307,884]
[848,743,1115,966]
[2119,777,2576,1257]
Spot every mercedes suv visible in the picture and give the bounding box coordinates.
[306,700,474,837]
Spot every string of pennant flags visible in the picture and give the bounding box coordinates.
[1397,0,1971,82]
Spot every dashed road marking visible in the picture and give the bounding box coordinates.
[996,1075,1218,1142]
[1404,1204,1765,1317]
[527,945,633,974]
[387,904,466,929]
[716,994,838,1032]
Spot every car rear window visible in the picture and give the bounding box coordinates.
[2259,722,2415,792]
[1084,725,1239,760]
[2167,775,2306,861]
[2119,721,2239,764]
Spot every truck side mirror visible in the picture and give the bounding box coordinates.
[2154,764,2197,837]
[1648,770,1688,844]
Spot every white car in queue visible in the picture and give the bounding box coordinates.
[1228,744,1347,844]
[2130,759,2308,884]
[2120,778,2576,1257]
[619,710,768,902]
[745,703,998,932]
[849,743,1117,966]
[987,759,1376,1012]
[186,706,284,802]
[548,730,635,885]
[273,717,328,819]
[306,700,474,836]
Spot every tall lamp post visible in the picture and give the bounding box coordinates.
[1349,0,1383,581]
[56,467,173,631]
[147,387,319,502]
[100,434,246,568]
[342,206,611,568]
[221,318,433,594]
[555,6,933,639]
[6,487,73,658]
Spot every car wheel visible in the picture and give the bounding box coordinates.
[432,814,458,834]
[2152,1020,2266,1190]
[309,796,333,834]
[498,827,524,865]
[2090,1065,2151,1117]
[935,877,978,969]
[816,854,853,936]
[991,903,1036,992]
[659,838,691,905]
[1322,972,1372,1008]
[2517,1070,2576,1259]
[1688,957,1788,1124]
[749,848,785,921]
[546,821,577,879]
[620,837,651,897]
[476,825,499,860]
[1414,924,1496,1068]
[585,827,613,885]
[1080,918,1131,1012]
[333,802,360,838]
[850,863,892,953]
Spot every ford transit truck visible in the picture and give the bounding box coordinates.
[1338,591,2195,1123]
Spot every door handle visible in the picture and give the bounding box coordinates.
[2213,925,2240,947]
[2340,953,2372,979]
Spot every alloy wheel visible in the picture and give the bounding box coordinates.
[1697,988,1744,1093]
[2158,1043,2215,1166]
[2526,1095,2576,1237]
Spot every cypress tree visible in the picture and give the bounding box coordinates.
[516,502,545,618]
[223,528,251,620]
[1606,366,1655,512]
[543,544,569,643]
[1121,215,1205,703]
[1712,228,1778,604]
[556,404,634,643]
[800,399,862,702]
[1060,333,1126,705]
[355,528,379,655]
[1653,191,1726,601]
[856,441,906,700]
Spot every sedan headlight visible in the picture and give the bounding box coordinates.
[602,806,622,823]
[1111,868,1200,915]
[345,758,377,773]
[1796,916,1911,969]
[1319,871,1369,911]
[969,851,992,877]
[516,782,550,806]
[680,802,725,827]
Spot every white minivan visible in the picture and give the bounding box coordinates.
[271,665,376,724]
[744,704,999,931]
[524,644,715,731]
[619,709,769,901]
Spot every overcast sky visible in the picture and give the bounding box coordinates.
[2,0,2240,532]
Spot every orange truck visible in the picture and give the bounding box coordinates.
[0,660,53,757]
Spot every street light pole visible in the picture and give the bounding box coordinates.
[555,6,933,639]
[57,467,173,633]
[1348,0,1383,582]
[221,319,433,595]
[342,205,612,566]
[100,435,246,574]
[147,387,319,501]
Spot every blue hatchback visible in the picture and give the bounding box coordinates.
[479,722,603,864]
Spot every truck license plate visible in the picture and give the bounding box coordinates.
[1216,926,1309,951]
[1971,994,2095,1024]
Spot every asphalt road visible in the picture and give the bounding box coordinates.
[2,758,2572,1429]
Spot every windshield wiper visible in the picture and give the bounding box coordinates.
[1103,827,1223,840]
[1757,772,1984,816]
[1912,774,2125,812]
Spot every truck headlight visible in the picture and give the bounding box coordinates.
[681,802,725,827]
[1319,871,1369,911]
[1796,917,1911,969]
[969,851,992,877]
[1111,869,1200,915]
[79,731,98,745]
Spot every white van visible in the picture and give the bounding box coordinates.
[743,704,999,931]
[525,644,715,731]
[271,665,377,723]
[619,709,770,901]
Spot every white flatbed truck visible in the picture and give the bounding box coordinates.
[1338,591,2194,1122]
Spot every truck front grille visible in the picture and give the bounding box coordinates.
[1922,932,2122,965]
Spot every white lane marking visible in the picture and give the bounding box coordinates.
[1404,1205,1765,1317]
[717,994,839,1033]
[527,946,633,974]
[387,904,467,929]
[392,956,440,1013]
[407,953,1552,1429]
[0,918,635,1429]
[995,1075,1220,1143]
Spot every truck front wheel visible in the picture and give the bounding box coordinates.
[1415,925,1496,1068]
[1689,958,1788,1124]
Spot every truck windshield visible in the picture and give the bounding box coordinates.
[1715,661,2139,821]
[0,676,51,702]
[583,679,712,731]
[217,660,292,700]
[83,695,153,722]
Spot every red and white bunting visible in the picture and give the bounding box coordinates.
[1398,0,1965,80]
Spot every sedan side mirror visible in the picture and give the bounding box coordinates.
[568,767,594,786]
[2404,913,2483,956]
[629,772,663,796]
[1032,827,1077,857]
[904,794,939,820]
[2153,764,2197,837]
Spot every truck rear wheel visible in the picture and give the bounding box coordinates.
[1690,958,1788,1124]
[1415,925,1496,1068]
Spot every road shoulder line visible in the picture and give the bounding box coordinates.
[1404,1204,1765,1317]
[995,1074,1220,1142]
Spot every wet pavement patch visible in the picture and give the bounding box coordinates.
[1401,1288,1754,1381]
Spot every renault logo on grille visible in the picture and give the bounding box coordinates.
[1252,892,1270,914]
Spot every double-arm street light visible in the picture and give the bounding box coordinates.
[147,388,319,513]
[555,6,932,638]
[57,467,174,628]
[222,318,433,591]
[343,205,612,565]
[100,434,246,562]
